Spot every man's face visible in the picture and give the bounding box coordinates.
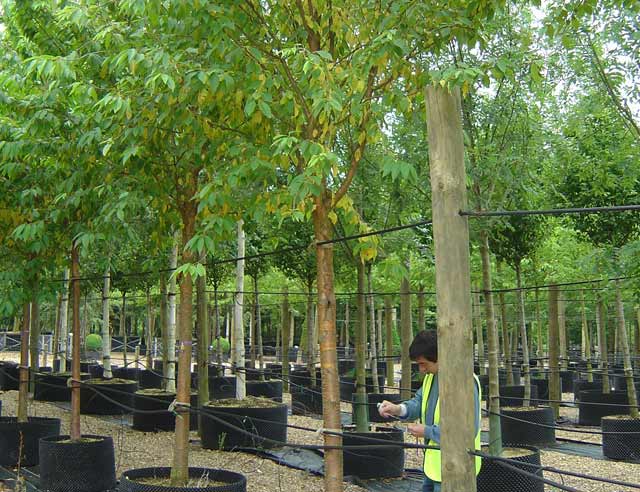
[414,355,438,374]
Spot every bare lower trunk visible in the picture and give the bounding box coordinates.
[355,261,367,431]
[196,253,209,431]
[29,280,40,386]
[17,302,30,423]
[313,196,342,492]
[233,220,246,399]
[102,265,112,378]
[559,296,568,371]
[597,298,610,394]
[70,242,82,441]
[281,288,290,392]
[121,293,128,367]
[400,267,412,400]
[53,293,62,368]
[307,285,316,386]
[418,286,425,331]
[581,290,593,383]
[515,262,531,405]
[384,297,394,388]
[615,281,638,418]
[479,230,502,455]
[344,301,350,357]
[367,265,380,393]
[255,282,264,370]
[473,290,486,375]
[160,273,168,388]
[535,288,544,370]
[548,285,561,419]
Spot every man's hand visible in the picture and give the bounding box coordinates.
[377,400,402,418]
[407,423,426,438]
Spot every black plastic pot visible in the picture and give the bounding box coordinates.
[132,391,199,432]
[339,375,385,401]
[200,402,287,450]
[338,359,355,375]
[498,367,522,386]
[246,380,283,402]
[88,364,104,379]
[578,390,629,426]
[33,372,91,401]
[119,467,246,492]
[602,416,640,461]
[531,378,562,403]
[0,417,61,466]
[500,407,556,447]
[40,434,116,492]
[209,376,236,399]
[573,380,605,402]
[138,369,164,389]
[208,364,225,378]
[499,385,539,407]
[477,445,544,492]
[352,393,402,423]
[113,367,141,381]
[244,368,269,381]
[291,386,323,415]
[342,426,404,479]
[80,379,139,415]
[265,363,282,379]
[0,362,19,390]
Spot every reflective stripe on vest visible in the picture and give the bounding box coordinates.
[420,372,482,482]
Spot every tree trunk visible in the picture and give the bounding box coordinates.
[160,272,168,388]
[559,296,567,371]
[121,293,128,367]
[548,285,561,419]
[535,288,543,369]
[498,267,512,383]
[367,264,380,393]
[479,230,502,456]
[581,290,593,383]
[615,281,639,418]
[52,292,62,368]
[354,261,368,431]
[80,294,88,356]
[313,194,342,492]
[70,242,82,441]
[166,242,178,393]
[307,284,316,386]
[400,265,412,400]
[418,285,426,331]
[196,252,209,433]
[344,301,350,357]
[213,285,222,365]
[384,296,394,388]
[281,287,290,391]
[171,199,197,485]
[146,288,154,369]
[635,308,640,360]
[515,261,531,405]
[103,265,112,378]
[597,298,610,394]
[29,279,40,386]
[426,85,478,491]
[473,290,486,375]
[17,302,30,423]
[233,220,246,399]
[256,283,264,370]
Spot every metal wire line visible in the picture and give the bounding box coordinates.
[460,204,640,217]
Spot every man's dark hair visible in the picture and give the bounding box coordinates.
[409,330,437,362]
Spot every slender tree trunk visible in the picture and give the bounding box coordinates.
[473,290,486,375]
[281,287,290,391]
[307,284,316,386]
[80,294,88,356]
[367,265,380,393]
[233,220,246,399]
[548,285,561,419]
[17,302,30,422]
[597,298,610,394]
[146,288,154,369]
[377,307,383,358]
[581,290,593,383]
[535,288,543,370]
[312,195,343,492]
[121,293,128,367]
[418,285,425,331]
[498,267,512,382]
[70,242,82,441]
[255,279,264,370]
[559,296,568,371]
[53,292,62,368]
[354,261,368,430]
[166,241,178,394]
[171,196,198,485]
[196,252,209,433]
[400,265,412,400]
[103,265,112,378]
[160,272,168,388]
[384,297,394,388]
[344,301,350,357]
[29,279,40,386]
[427,86,479,490]
[515,262,531,405]
[615,281,639,418]
[479,230,502,455]
[213,286,222,365]
[635,308,640,360]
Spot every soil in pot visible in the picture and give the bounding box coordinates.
[39,434,116,492]
[80,378,139,415]
[500,406,556,447]
[477,445,544,492]
[118,467,246,492]
[602,415,640,461]
[0,416,61,467]
[342,425,405,479]
[578,390,629,426]
[33,372,90,402]
[200,397,287,450]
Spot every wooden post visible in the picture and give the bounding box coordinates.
[548,285,560,419]
[426,85,477,491]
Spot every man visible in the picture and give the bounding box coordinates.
[378,330,481,492]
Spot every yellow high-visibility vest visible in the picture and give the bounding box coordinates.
[420,372,482,482]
